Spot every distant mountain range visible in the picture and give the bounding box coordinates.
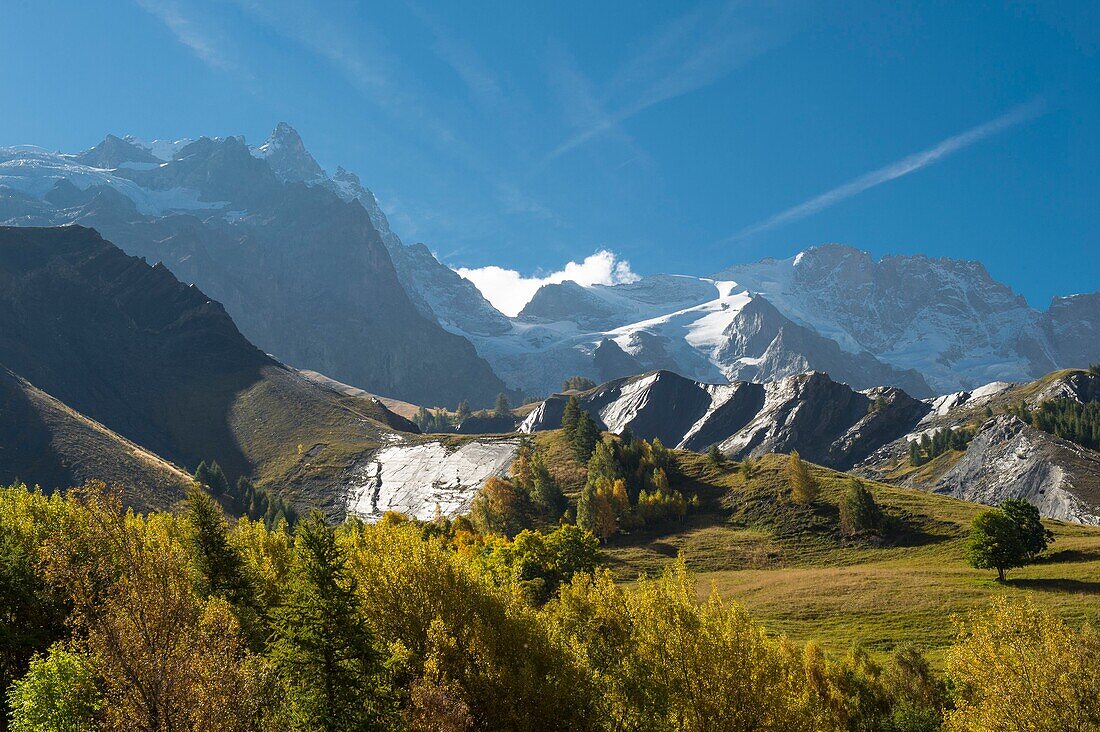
[0,225,1097,526]
[519,368,1100,524]
[0,128,506,408]
[2,125,1097,406]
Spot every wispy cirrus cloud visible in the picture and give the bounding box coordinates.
[226,0,559,229]
[404,0,508,116]
[134,0,242,74]
[544,2,776,163]
[728,98,1048,241]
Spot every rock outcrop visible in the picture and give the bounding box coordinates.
[521,370,927,470]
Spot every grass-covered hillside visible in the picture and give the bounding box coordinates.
[529,430,1100,664]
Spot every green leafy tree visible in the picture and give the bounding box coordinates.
[6,645,100,732]
[0,533,67,711]
[838,479,884,537]
[967,500,1052,581]
[482,526,600,604]
[1001,498,1053,557]
[272,512,392,731]
[575,480,598,536]
[786,451,818,505]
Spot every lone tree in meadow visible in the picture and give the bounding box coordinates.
[786,451,818,505]
[967,498,1053,581]
[838,478,884,537]
[706,444,725,468]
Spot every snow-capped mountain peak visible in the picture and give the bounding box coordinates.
[251,122,326,184]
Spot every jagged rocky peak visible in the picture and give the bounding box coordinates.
[717,294,934,397]
[521,368,924,469]
[253,122,326,184]
[75,134,161,169]
[714,244,1072,392]
[119,135,280,207]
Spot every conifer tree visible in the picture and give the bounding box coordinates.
[561,396,581,443]
[207,462,230,497]
[454,400,472,426]
[493,392,511,419]
[786,451,818,505]
[414,406,432,432]
[236,477,255,513]
[527,450,566,516]
[572,410,600,463]
[909,441,924,467]
[706,444,724,468]
[194,460,211,489]
[272,512,391,731]
[562,375,597,392]
[184,486,265,646]
[838,478,884,537]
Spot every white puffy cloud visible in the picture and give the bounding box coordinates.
[455,250,640,317]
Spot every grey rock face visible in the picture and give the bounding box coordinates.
[1046,293,1100,370]
[0,127,508,408]
[74,134,161,169]
[856,370,1100,524]
[716,296,932,397]
[521,369,926,470]
[932,416,1100,524]
[253,122,326,184]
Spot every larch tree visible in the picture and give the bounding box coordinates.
[786,451,819,505]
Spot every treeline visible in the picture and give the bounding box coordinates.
[909,427,974,467]
[413,393,515,433]
[2,482,1098,731]
[1007,398,1100,451]
[577,433,690,541]
[470,411,695,544]
[193,461,297,528]
[469,440,568,536]
[563,396,695,540]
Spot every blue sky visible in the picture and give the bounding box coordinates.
[2,0,1097,310]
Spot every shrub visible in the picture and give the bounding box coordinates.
[945,597,1100,731]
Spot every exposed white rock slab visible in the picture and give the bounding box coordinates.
[933,417,1100,525]
[344,439,519,521]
